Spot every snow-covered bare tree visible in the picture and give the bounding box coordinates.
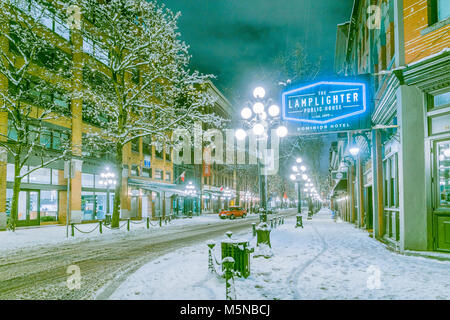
[0,2,72,230]
[77,0,223,228]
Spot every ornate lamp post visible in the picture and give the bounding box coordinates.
[185,181,198,216]
[290,158,307,214]
[98,166,117,222]
[235,86,288,223]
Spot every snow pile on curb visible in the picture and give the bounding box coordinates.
[108,209,450,300]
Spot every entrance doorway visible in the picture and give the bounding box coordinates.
[364,186,373,229]
[17,190,40,226]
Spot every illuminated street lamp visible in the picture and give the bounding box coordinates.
[237,86,288,223]
[185,181,198,216]
[291,161,309,214]
[98,166,117,219]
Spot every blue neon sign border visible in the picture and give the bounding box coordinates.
[281,81,367,125]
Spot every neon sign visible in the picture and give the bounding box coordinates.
[282,81,370,134]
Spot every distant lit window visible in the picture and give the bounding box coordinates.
[438,0,450,21]
[131,165,139,176]
[83,37,94,56]
[154,169,163,180]
[54,16,70,41]
[142,168,151,178]
[434,91,450,107]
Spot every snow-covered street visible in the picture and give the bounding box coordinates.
[0,213,274,299]
[109,208,450,300]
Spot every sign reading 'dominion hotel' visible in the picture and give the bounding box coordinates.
[281,81,370,134]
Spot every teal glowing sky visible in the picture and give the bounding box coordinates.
[162,0,353,100]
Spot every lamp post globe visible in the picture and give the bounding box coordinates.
[349,146,360,157]
[241,107,252,119]
[276,125,288,137]
[235,129,247,141]
[268,104,280,117]
[253,86,266,99]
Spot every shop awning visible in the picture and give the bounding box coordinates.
[331,178,347,197]
[128,178,186,196]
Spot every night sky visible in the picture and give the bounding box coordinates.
[162,0,354,101]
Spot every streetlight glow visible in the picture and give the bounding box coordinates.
[290,174,296,181]
[252,102,264,114]
[268,104,280,117]
[253,86,265,99]
[349,146,360,157]
[296,157,302,163]
[253,123,265,136]
[241,107,252,119]
[235,129,247,140]
[276,125,288,137]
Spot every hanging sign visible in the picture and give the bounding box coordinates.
[282,81,370,134]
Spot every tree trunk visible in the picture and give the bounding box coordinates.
[111,143,123,228]
[9,155,22,231]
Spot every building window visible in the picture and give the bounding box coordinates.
[40,190,58,222]
[154,169,163,180]
[437,141,450,207]
[131,165,139,177]
[433,91,450,108]
[82,35,110,65]
[82,173,95,188]
[165,147,171,162]
[438,0,450,21]
[142,167,152,178]
[28,167,51,184]
[11,0,71,41]
[143,136,151,155]
[429,0,450,24]
[131,138,140,153]
[165,171,171,181]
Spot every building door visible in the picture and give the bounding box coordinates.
[130,196,138,218]
[142,196,148,218]
[17,190,40,226]
[433,140,450,251]
[365,186,373,230]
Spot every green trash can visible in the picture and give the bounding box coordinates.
[221,239,253,278]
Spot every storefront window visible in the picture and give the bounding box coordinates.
[438,142,450,207]
[40,190,58,222]
[81,191,95,220]
[29,167,51,184]
[82,173,94,188]
[52,169,59,185]
[95,192,107,220]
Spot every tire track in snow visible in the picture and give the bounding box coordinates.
[287,221,328,299]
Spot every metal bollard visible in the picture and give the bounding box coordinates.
[159,217,162,227]
[252,223,256,237]
[207,242,216,274]
[127,219,130,231]
[99,220,103,234]
[296,215,303,228]
[222,257,236,300]
[146,217,150,229]
[71,223,75,237]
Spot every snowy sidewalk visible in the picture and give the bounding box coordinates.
[0,214,257,254]
[108,208,450,300]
